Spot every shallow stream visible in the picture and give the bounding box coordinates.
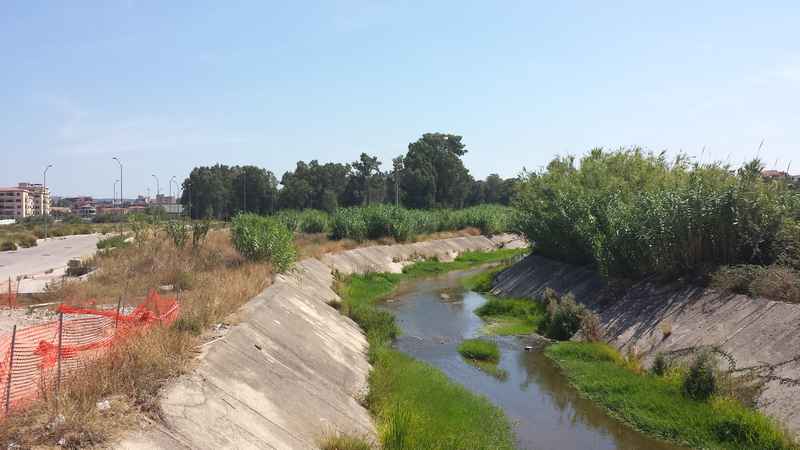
[383,269,685,450]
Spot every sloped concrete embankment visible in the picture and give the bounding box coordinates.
[119,234,522,450]
[491,254,800,435]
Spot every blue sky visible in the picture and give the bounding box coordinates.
[1,1,798,197]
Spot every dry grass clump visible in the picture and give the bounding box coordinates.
[2,224,491,447]
[711,264,800,303]
[2,228,272,448]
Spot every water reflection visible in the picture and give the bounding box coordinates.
[384,270,686,450]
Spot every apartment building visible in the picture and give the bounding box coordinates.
[17,182,50,216]
[0,188,35,219]
[0,183,51,219]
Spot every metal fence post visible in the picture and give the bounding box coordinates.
[5,325,17,415]
[56,312,63,398]
[115,296,122,331]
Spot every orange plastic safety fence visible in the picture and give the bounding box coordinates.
[0,290,179,416]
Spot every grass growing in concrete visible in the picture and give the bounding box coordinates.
[546,342,798,450]
[319,434,374,450]
[336,250,520,450]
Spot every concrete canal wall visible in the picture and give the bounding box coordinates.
[491,254,800,435]
[119,234,523,449]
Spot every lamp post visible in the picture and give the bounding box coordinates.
[43,164,52,240]
[169,176,177,199]
[151,174,160,203]
[112,157,123,207]
[113,179,120,206]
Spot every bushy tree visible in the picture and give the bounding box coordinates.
[402,133,473,208]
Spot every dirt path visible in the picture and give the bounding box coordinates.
[0,234,101,294]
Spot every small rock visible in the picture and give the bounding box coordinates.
[57,437,66,447]
[524,346,533,351]
[440,293,451,300]
[47,414,65,430]
[96,399,111,411]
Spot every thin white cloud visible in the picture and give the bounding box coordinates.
[33,95,251,156]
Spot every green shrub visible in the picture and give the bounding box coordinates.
[173,270,195,290]
[192,219,211,250]
[298,209,330,233]
[275,210,302,232]
[651,352,670,376]
[230,213,296,272]
[172,315,204,335]
[331,207,369,241]
[17,234,37,248]
[457,339,500,362]
[513,149,800,279]
[540,288,590,340]
[330,204,514,242]
[0,241,17,251]
[683,351,718,401]
[165,221,189,249]
[96,234,128,250]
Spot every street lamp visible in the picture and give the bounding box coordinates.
[113,179,120,206]
[112,157,123,207]
[43,164,52,240]
[169,176,177,199]
[151,174,160,202]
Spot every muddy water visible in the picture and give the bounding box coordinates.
[384,269,685,450]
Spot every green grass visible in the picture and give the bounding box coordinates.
[96,234,129,250]
[458,339,508,380]
[546,342,798,450]
[368,348,515,450]
[335,249,519,450]
[401,248,526,279]
[458,338,500,362]
[474,296,546,336]
[461,264,506,292]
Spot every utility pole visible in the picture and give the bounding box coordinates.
[113,157,123,207]
[392,156,403,207]
[43,164,52,240]
[113,179,119,206]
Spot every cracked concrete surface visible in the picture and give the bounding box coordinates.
[118,234,522,450]
[491,254,800,436]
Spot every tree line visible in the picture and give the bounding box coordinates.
[180,133,517,219]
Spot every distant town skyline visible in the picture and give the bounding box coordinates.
[2,1,799,197]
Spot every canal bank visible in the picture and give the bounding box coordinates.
[382,270,685,450]
[492,253,800,441]
[118,234,523,450]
